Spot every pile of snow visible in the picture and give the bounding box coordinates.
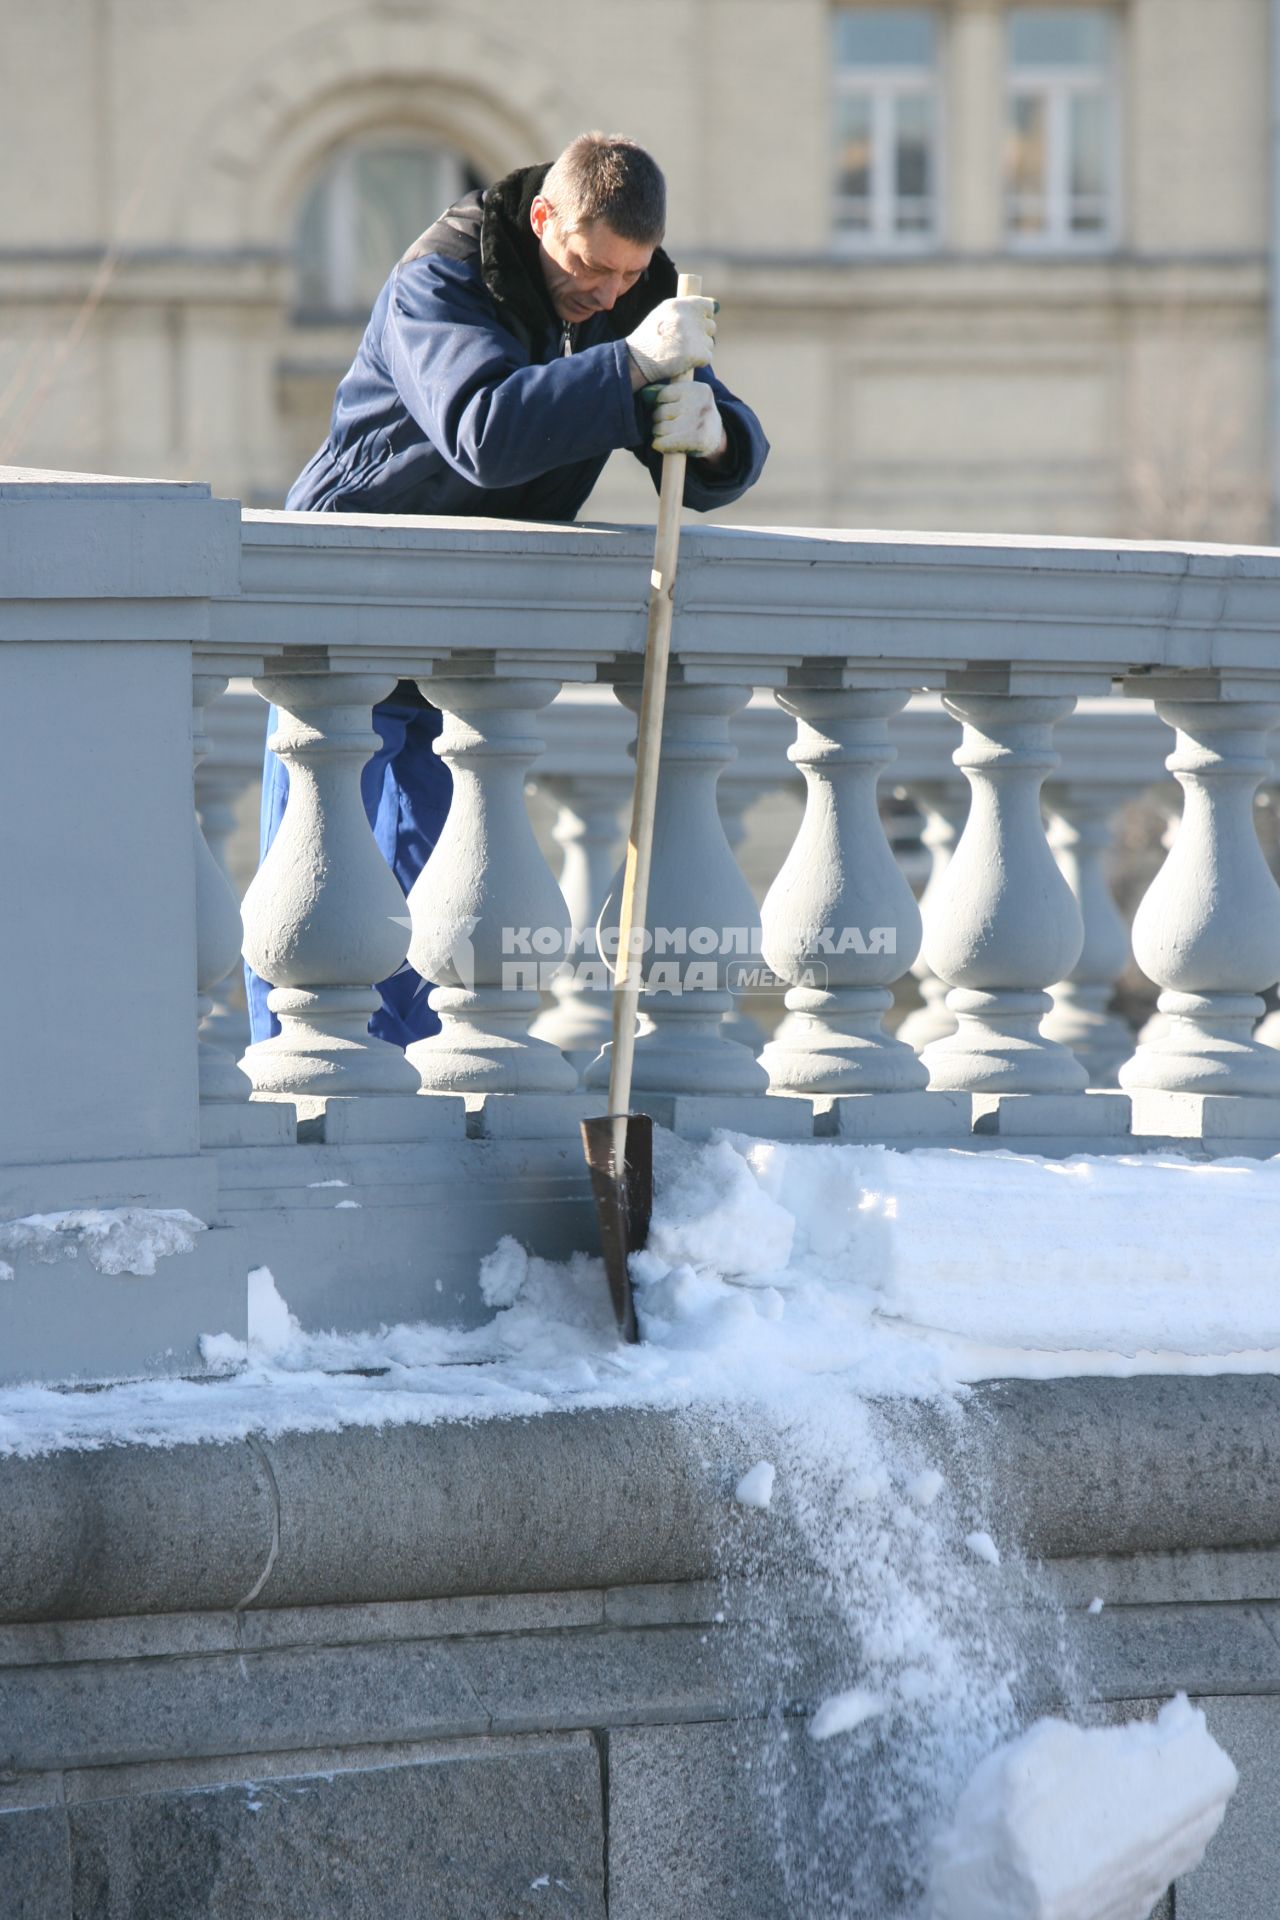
[930,1695,1238,1920]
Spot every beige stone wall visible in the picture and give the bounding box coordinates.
[0,0,1271,540]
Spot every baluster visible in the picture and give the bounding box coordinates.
[528,772,626,1076]
[195,683,261,1057]
[1120,696,1280,1139]
[894,778,967,1051]
[717,774,770,1052]
[920,688,1129,1142]
[407,677,583,1132]
[586,681,809,1136]
[1134,787,1182,1052]
[1042,780,1136,1086]
[192,673,254,1112]
[240,672,451,1143]
[759,686,967,1139]
[1255,773,1280,1049]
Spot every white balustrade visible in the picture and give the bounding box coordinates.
[759,687,927,1094]
[920,691,1089,1096]
[406,677,579,1097]
[1120,697,1280,1113]
[239,672,421,1103]
[1042,781,1136,1085]
[586,681,768,1099]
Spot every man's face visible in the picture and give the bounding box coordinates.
[530,196,655,324]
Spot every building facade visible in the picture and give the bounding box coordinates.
[0,0,1271,540]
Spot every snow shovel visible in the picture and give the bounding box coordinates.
[581,271,704,1344]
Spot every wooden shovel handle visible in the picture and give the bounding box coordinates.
[606,271,703,1122]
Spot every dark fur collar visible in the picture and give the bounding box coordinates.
[480,163,678,343]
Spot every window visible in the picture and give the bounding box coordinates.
[296,140,483,319]
[833,8,940,248]
[1005,8,1117,248]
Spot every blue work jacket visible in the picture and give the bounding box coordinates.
[286,164,769,521]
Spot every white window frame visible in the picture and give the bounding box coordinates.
[298,136,473,318]
[1004,14,1120,252]
[832,13,942,252]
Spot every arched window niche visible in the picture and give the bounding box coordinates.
[294,135,485,322]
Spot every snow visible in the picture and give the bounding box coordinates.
[1088,1597,1105,1615]
[734,1460,776,1509]
[0,1207,206,1278]
[929,1695,1238,1920]
[2,1132,1279,1457]
[0,1133,1258,1911]
[808,1687,888,1742]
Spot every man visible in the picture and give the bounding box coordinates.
[250,132,769,1048]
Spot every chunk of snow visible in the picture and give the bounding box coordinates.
[1088,1597,1105,1615]
[735,1460,776,1509]
[334,1200,361,1209]
[929,1695,1237,1920]
[0,1207,205,1277]
[0,1260,13,1283]
[809,1688,887,1742]
[479,1235,528,1309]
[307,1180,349,1189]
[908,1469,946,1507]
[965,1531,1001,1567]
[247,1267,301,1361]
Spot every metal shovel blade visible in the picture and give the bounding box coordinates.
[580,1111,652,1344]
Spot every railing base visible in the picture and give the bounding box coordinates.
[1128,1089,1280,1144]
[199,1102,296,1150]
[626,1094,815,1142]
[459,1093,599,1142]
[811,1089,971,1141]
[287,1094,465,1147]
[971,1089,1132,1140]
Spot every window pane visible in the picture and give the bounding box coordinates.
[1009,7,1111,68]
[834,91,874,207]
[1005,93,1047,232]
[835,6,935,67]
[1069,90,1108,199]
[352,149,448,305]
[297,144,474,315]
[894,92,933,199]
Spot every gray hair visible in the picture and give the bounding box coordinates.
[540,133,666,245]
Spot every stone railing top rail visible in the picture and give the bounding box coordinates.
[217,508,1280,690]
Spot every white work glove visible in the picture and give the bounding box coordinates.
[626,295,718,382]
[646,381,727,460]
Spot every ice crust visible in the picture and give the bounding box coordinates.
[929,1696,1238,1920]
